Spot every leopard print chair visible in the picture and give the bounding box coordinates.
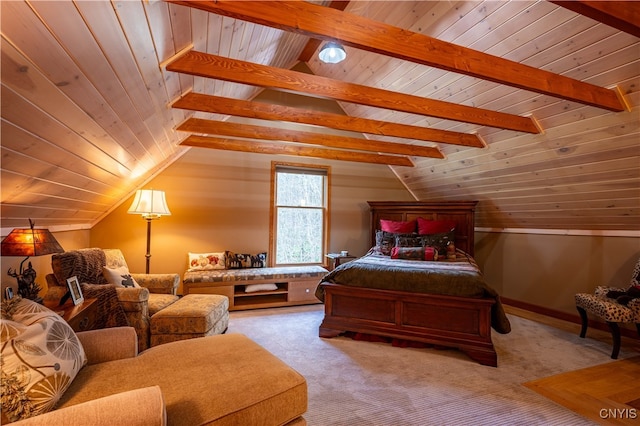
[575,257,640,359]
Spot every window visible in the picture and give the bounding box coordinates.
[270,162,330,265]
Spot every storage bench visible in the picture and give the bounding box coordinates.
[183,265,328,310]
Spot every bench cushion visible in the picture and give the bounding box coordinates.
[184,265,328,284]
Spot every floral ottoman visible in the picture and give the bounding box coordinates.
[150,294,229,346]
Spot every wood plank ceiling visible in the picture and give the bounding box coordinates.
[1,1,638,232]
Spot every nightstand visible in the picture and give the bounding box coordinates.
[45,298,98,332]
[325,253,357,271]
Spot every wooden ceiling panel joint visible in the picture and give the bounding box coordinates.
[610,85,633,112]
[159,43,194,70]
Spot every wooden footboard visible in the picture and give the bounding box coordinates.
[319,282,498,367]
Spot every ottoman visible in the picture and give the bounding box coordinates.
[150,294,229,346]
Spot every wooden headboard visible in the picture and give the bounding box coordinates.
[368,201,478,256]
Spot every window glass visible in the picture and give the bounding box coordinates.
[272,164,329,265]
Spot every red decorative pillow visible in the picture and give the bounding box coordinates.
[390,246,439,261]
[417,217,456,235]
[380,219,416,234]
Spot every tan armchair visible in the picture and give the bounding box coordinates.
[45,248,179,351]
[9,326,307,426]
[12,327,166,426]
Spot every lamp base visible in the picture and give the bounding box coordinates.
[11,259,44,304]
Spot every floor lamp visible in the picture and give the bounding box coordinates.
[128,189,171,273]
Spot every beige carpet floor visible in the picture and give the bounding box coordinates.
[226,304,638,425]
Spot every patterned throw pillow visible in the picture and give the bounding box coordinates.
[390,246,439,261]
[420,231,455,256]
[226,252,267,269]
[390,246,424,260]
[374,231,416,256]
[395,234,423,247]
[102,266,141,288]
[188,252,226,271]
[0,298,86,422]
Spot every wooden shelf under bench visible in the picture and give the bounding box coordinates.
[183,266,328,311]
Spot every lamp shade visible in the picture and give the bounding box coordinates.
[1,223,64,257]
[128,189,171,219]
[318,42,346,64]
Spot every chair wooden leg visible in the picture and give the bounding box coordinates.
[577,306,588,338]
[636,323,640,338]
[606,321,621,359]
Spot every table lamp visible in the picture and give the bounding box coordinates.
[1,219,64,303]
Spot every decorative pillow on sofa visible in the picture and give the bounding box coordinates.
[380,219,416,234]
[188,252,226,271]
[225,252,267,269]
[416,217,456,235]
[0,298,86,422]
[102,266,141,288]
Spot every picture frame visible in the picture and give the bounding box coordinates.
[66,276,84,306]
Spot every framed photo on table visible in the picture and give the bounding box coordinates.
[66,276,84,306]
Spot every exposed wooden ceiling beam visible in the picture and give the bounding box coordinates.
[550,1,640,38]
[167,0,626,112]
[166,51,540,134]
[180,135,415,167]
[177,117,444,159]
[298,1,350,62]
[172,93,485,148]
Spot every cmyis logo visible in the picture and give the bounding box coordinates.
[599,408,637,419]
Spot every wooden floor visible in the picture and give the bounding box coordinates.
[505,306,640,425]
[524,357,640,425]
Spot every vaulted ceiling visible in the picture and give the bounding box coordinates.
[1,1,639,232]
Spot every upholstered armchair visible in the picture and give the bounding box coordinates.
[575,256,640,359]
[45,248,179,351]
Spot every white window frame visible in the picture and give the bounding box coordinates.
[269,162,330,266]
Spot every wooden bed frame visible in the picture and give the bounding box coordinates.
[318,201,499,367]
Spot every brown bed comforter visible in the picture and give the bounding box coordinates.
[316,251,511,334]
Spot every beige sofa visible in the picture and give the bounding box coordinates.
[45,248,180,351]
[12,326,307,425]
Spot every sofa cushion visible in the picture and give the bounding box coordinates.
[147,294,180,317]
[0,298,86,422]
[57,333,307,426]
